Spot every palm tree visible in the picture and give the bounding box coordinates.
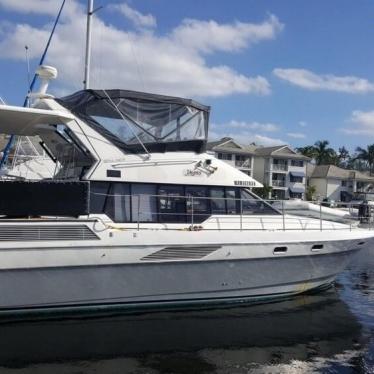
[306,185,317,201]
[337,146,350,167]
[253,184,273,199]
[295,146,317,160]
[355,145,374,175]
[347,157,367,172]
[313,140,336,165]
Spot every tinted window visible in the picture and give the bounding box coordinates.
[90,182,110,213]
[241,189,278,215]
[225,187,238,214]
[105,183,131,222]
[131,184,157,222]
[210,187,226,214]
[186,186,209,222]
[158,185,186,223]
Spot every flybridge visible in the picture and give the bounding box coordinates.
[56,89,210,154]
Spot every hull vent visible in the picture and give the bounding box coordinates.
[0,225,99,241]
[141,245,220,261]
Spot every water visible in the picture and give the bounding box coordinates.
[0,249,372,373]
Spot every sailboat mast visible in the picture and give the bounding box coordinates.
[84,0,93,89]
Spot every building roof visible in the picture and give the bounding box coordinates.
[206,137,232,150]
[311,164,374,181]
[207,138,309,159]
[206,138,257,155]
[254,145,311,160]
[253,145,286,156]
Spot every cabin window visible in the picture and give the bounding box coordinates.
[225,187,238,214]
[210,187,226,214]
[105,183,131,222]
[90,182,110,213]
[241,189,278,215]
[131,184,157,222]
[186,186,210,221]
[89,182,280,223]
[158,185,186,223]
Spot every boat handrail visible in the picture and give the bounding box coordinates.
[88,191,370,232]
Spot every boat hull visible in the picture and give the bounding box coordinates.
[0,245,359,314]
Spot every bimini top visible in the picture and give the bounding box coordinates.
[57,89,210,154]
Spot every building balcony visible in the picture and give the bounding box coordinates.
[272,180,286,187]
[272,164,288,172]
[235,160,252,168]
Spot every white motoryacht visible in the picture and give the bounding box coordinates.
[0,66,372,314]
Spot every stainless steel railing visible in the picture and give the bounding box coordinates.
[89,191,373,232]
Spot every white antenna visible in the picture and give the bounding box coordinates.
[84,0,93,89]
[25,45,31,107]
[83,0,103,89]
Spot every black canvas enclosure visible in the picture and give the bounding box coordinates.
[57,89,210,154]
[0,181,89,217]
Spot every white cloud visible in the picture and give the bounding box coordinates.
[252,134,286,146]
[109,3,156,29]
[0,0,61,15]
[224,120,279,132]
[172,14,283,54]
[343,110,374,135]
[210,121,286,146]
[287,132,306,139]
[273,68,374,94]
[0,1,281,98]
[0,0,81,19]
[298,121,307,127]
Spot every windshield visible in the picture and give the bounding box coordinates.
[57,90,210,153]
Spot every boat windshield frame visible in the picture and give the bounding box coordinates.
[56,89,210,154]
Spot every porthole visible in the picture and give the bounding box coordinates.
[311,244,324,251]
[273,246,288,254]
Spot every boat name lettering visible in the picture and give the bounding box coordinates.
[234,180,256,186]
[183,169,202,176]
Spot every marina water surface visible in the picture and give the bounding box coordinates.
[0,248,372,374]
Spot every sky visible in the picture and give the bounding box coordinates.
[1,0,374,151]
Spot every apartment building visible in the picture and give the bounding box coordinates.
[252,145,310,200]
[206,137,256,176]
[308,164,374,202]
[207,138,309,199]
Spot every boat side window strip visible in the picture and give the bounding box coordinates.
[89,181,279,224]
